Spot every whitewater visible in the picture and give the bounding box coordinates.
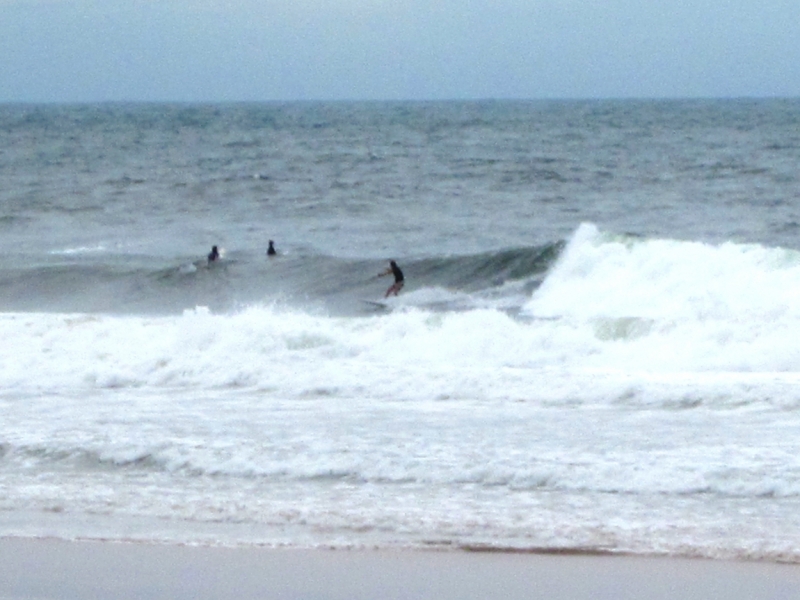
[6,224,800,393]
[3,224,800,561]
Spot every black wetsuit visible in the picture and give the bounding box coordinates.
[390,261,404,283]
[208,246,219,262]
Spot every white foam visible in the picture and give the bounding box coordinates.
[1,290,800,405]
[4,298,800,559]
[524,223,800,372]
[48,244,107,255]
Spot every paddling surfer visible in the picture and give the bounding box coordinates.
[378,260,404,297]
[207,245,220,264]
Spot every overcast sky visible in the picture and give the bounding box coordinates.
[2,0,799,103]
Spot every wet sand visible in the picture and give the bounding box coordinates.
[1,538,798,600]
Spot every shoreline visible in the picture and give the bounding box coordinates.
[1,538,799,600]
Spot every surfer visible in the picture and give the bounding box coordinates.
[207,245,220,264]
[378,260,404,297]
[267,240,277,256]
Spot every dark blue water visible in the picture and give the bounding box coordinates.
[1,99,799,315]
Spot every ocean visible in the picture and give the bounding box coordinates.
[2,99,800,562]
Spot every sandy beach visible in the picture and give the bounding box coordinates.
[0,539,798,600]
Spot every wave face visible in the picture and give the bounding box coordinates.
[0,242,561,316]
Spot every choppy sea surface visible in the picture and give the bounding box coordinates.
[2,99,800,562]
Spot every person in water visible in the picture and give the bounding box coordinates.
[378,260,404,297]
[267,240,277,256]
[207,245,220,263]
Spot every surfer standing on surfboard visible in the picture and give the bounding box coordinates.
[378,260,404,297]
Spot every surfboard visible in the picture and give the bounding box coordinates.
[361,299,390,310]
